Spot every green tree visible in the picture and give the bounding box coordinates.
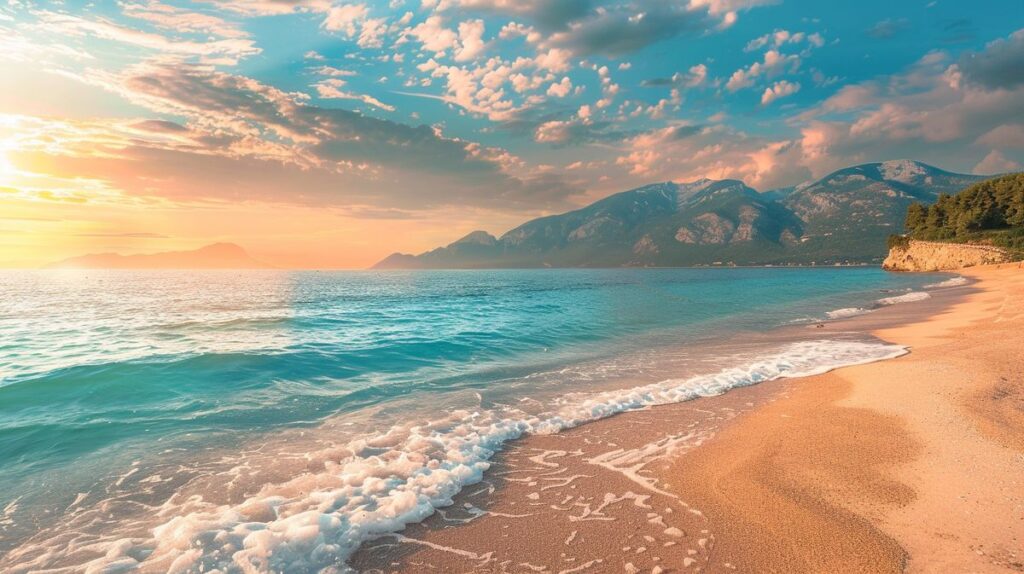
[924,198,948,233]
[904,202,927,233]
[901,173,1024,251]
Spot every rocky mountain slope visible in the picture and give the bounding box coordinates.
[781,160,987,262]
[375,160,990,269]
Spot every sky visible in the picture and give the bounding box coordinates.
[1,0,1022,268]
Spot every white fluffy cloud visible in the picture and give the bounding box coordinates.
[323,3,368,36]
[546,76,572,97]
[761,80,800,104]
[726,49,799,91]
[455,19,487,61]
[974,150,1022,174]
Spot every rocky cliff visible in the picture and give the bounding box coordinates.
[882,240,1011,272]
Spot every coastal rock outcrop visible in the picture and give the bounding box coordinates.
[883,239,1010,272]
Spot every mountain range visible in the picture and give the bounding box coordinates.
[374,160,989,268]
[45,242,269,269]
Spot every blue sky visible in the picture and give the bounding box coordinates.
[1,0,1023,266]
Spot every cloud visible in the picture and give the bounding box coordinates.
[130,119,189,133]
[409,15,460,56]
[542,3,711,57]
[455,19,487,61]
[641,64,707,88]
[441,0,593,32]
[866,18,909,39]
[604,28,1024,192]
[939,17,976,45]
[745,29,822,51]
[791,47,1024,177]
[34,11,260,63]
[761,80,799,104]
[611,123,809,189]
[435,0,774,59]
[976,124,1024,148]
[954,29,1024,90]
[198,0,331,17]
[320,4,390,48]
[534,118,636,145]
[313,78,396,111]
[323,3,368,36]
[75,232,170,238]
[726,49,799,91]
[390,0,771,139]
[312,66,357,77]
[545,76,572,97]
[21,64,581,211]
[121,0,248,39]
[974,150,1022,174]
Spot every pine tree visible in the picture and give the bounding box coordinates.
[904,203,926,233]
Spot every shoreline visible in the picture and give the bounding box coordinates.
[0,268,957,574]
[351,271,999,572]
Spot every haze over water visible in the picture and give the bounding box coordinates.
[0,267,948,571]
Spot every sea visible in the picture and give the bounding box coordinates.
[0,267,962,572]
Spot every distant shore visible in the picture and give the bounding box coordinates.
[353,263,1023,573]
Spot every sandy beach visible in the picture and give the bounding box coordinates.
[666,263,1024,573]
[354,264,1023,573]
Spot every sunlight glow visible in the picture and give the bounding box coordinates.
[0,149,15,186]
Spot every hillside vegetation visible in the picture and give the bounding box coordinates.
[900,173,1024,254]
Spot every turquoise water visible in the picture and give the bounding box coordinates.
[0,268,945,570]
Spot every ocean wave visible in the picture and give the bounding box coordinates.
[924,277,968,289]
[3,339,906,573]
[877,291,931,306]
[826,307,871,319]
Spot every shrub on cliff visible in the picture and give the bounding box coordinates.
[901,173,1024,251]
[887,234,911,250]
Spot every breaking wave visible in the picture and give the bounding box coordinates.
[2,340,907,573]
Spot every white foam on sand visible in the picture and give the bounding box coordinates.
[924,277,968,289]
[877,291,930,306]
[5,340,908,574]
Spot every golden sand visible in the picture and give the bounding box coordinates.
[664,264,1024,573]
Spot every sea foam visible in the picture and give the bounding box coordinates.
[16,339,906,573]
[877,291,930,306]
[826,307,871,319]
[924,277,968,289]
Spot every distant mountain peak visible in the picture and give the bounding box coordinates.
[879,159,935,182]
[45,242,269,269]
[450,230,498,246]
[815,159,952,189]
[195,242,249,256]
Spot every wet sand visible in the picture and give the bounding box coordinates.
[353,264,1024,573]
